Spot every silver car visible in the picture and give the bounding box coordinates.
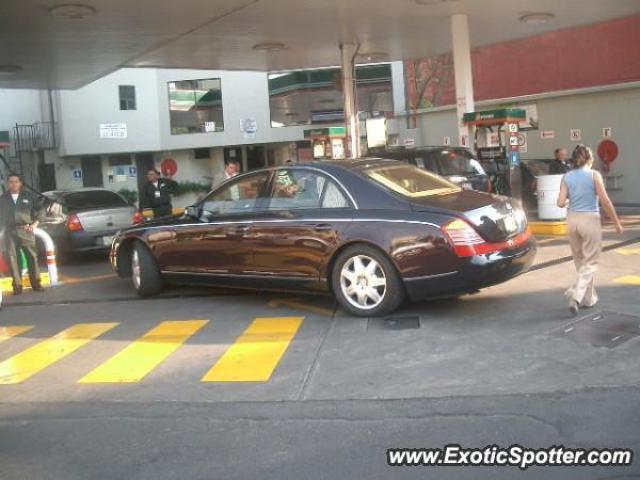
[39,189,136,259]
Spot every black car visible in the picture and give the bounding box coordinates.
[371,146,492,193]
[40,189,136,259]
[110,159,536,317]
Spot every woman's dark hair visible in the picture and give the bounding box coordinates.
[572,144,594,169]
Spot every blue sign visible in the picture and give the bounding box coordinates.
[72,169,83,180]
[510,151,520,166]
[129,166,137,177]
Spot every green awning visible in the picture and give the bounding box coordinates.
[463,108,526,126]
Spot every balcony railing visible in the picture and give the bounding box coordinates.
[13,122,58,152]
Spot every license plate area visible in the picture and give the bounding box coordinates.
[501,214,517,234]
[99,235,114,246]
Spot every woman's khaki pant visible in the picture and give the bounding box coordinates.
[566,212,602,307]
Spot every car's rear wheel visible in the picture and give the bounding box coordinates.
[131,242,163,297]
[331,245,404,317]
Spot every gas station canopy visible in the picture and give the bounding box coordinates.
[1,0,639,89]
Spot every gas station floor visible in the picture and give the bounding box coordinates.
[0,214,639,479]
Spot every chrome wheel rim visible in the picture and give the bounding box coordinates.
[132,250,141,290]
[340,255,387,311]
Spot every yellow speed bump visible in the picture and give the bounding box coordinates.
[202,317,304,382]
[79,320,208,384]
[0,323,118,384]
[529,221,567,236]
[614,275,640,286]
[0,325,34,344]
[616,248,640,256]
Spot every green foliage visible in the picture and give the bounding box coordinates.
[117,188,138,204]
[174,181,210,196]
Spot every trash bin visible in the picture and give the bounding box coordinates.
[537,174,567,220]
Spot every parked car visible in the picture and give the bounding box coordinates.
[370,146,492,193]
[110,159,536,317]
[40,189,136,259]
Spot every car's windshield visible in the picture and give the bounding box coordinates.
[364,163,461,198]
[433,149,485,176]
[63,191,128,210]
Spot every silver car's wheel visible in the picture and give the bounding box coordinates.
[340,255,387,310]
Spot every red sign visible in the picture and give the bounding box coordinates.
[160,158,178,177]
[597,140,619,164]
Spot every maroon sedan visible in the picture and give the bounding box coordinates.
[110,159,536,317]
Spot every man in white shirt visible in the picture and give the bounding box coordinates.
[211,160,240,190]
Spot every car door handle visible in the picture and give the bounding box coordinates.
[313,223,333,231]
[230,225,250,233]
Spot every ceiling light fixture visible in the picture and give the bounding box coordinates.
[414,0,450,5]
[0,65,22,75]
[519,13,555,25]
[357,52,388,63]
[253,42,287,52]
[49,4,96,20]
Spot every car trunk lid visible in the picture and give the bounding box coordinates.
[411,190,525,242]
[73,206,134,233]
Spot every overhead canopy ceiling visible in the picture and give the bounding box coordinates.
[2,0,639,89]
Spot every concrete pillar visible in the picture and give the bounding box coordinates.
[340,43,360,159]
[451,14,475,147]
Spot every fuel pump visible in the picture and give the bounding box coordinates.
[463,109,526,199]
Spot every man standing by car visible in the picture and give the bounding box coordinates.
[0,174,44,294]
[549,148,572,174]
[211,160,240,190]
[139,169,178,218]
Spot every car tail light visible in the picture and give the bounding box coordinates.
[442,219,532,257]
[132,211,145,225]
[66,214,84,232]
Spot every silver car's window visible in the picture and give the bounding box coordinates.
[202,171,270,214]
[268,170,348,210]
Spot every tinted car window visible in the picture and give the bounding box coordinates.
[268,169,348,209]
[202,171,270,214]
[63,190,128,210]
[431,149,485,176]
[364,163,460,198]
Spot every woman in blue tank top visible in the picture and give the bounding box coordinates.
[557,145,624,315]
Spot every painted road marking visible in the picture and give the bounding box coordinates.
[616,248,640,256]
[202,317,304,382]
[614,275,640,286]
[0,326,34,344]
[268,299,334,316]
[60,273,116,286]
[0,323,118,384]
[79,320,209,384]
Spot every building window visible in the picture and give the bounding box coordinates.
[119,85,136,110]
[168,78,224,135]
[268,64,394,127]
[194,148,210,159]
[108,154,131,166]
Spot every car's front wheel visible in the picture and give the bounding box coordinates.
[131,242,163,297]
[331,245,404,317]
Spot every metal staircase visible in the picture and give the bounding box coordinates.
[0,122,58,190]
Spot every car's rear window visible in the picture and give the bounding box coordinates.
[364,163,460,198]
[432,149,485,176]
[63,191,128,210]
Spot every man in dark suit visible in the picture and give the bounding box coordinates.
[139,168,178,218]
[0,174,44,294]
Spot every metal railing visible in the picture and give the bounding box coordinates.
[13,122,58,152]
